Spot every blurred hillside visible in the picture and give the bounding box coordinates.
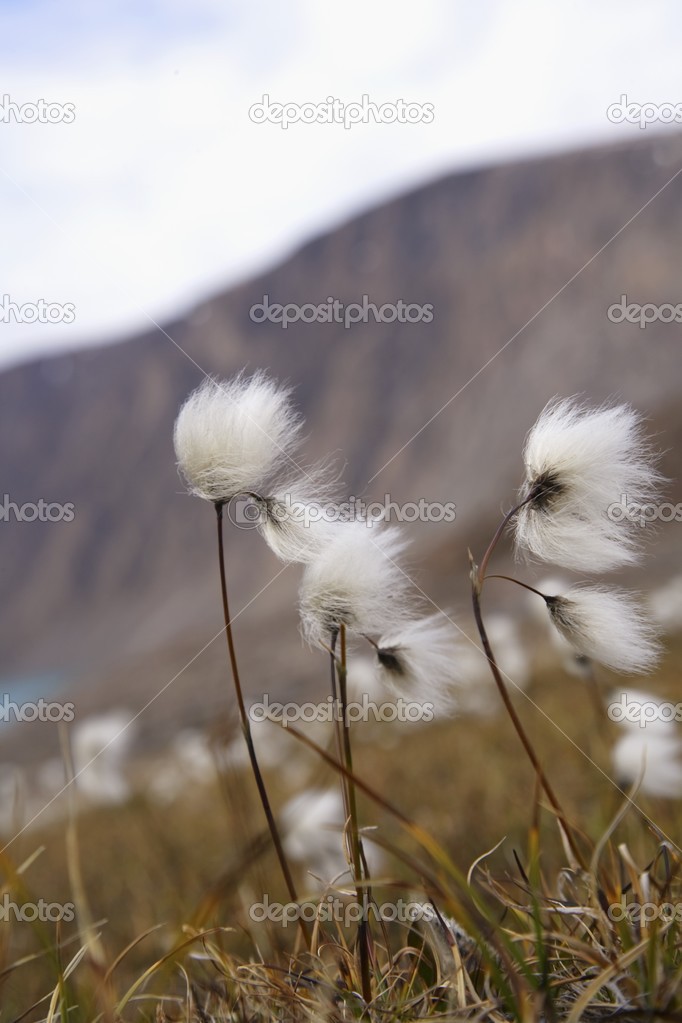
[1,131,681,763]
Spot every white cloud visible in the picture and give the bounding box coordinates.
[0,0,680,368]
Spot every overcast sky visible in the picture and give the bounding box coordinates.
[0,0,680,369]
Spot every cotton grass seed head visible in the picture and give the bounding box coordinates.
[256,460,343,564]
[544,584,661,674]
[375,614,465,716]
[173,371,302,502]
[514,398,663,571]
[299,522,413,648]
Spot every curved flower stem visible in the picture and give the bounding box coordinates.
[477,494,536,583]
[469,550,586,870]
[486,574,549,601]
[215,502,310,947]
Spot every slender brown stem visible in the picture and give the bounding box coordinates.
[469,553,586,870]
[215,502,311,946]
[487,574,603,728]
[478,505,520,583]
[486,574,549,600]
[335,625,372,1004]
[329,630,349,821]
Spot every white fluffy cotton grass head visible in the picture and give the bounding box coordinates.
[543,584,661,675]
[173,371,302,503]
[514,397,664,572]
[299,523,414,648]
[255,460,344,564]
[374,614,465,716]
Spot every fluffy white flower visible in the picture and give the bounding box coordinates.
[72,710,137,806]
[544,585,661,674]
[527,576,594,677]
[282,787,383,888]
[514,398,662,571]
[299,523,413,647]
[612,731,682,798]
[145,731,216,805]
[173,371,302,502]
[255,462,343,563]
[374,614,466,716]
[607,687,677,737]
[282,788,347,883]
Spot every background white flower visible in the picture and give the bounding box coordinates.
[612,731,682,799]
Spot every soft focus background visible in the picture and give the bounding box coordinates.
[0,1,681,1011]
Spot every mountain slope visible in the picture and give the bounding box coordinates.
[1,132,681,762]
